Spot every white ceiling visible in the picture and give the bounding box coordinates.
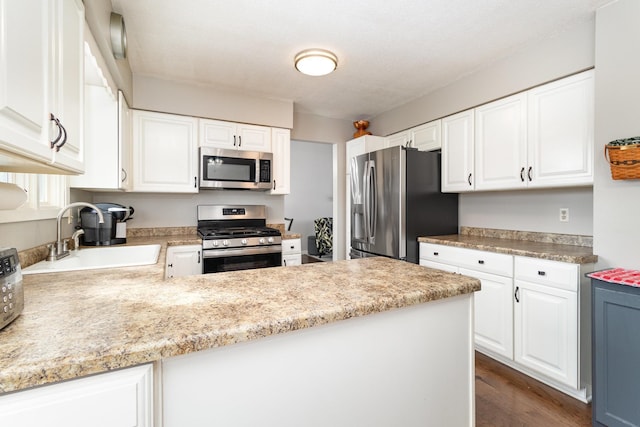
[110,0,609,121]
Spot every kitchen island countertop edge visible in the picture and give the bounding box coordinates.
[0,237,480,394]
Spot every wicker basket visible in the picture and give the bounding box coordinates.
[605,137,640,180]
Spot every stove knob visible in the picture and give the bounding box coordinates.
[267,237,274,243]
[241,239,248,245]
[212,240,219,247]
[222,240,229,247]
[259,238,266,244]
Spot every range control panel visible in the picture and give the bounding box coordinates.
[0,248,24,331]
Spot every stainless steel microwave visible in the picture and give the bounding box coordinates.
[199,147,273,190]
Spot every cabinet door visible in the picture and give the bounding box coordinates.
[133,110,198,193]
[386,131,409,148]
[270,128,290,194]
[0,364,153,427]
[70,84,117,189]
[48,0,84,173]
[593,283,640,427]
[527,70,593,188]
[199,118,237,149]
[412,120,441,151]
[346,137,365,162]
[0,0,51,163]
[118,91,132,191]
[514,280,577,388]
[441,110,474,192]
[282,254,302,267]
[237,123,271,152]
[475,93,527,190]
[166,245,202,278]
[460,268,513,359]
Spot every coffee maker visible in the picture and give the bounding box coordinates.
[79,203,134,246]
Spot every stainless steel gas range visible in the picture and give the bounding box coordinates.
[197,205,282,273]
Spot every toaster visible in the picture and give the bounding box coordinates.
[0,248,24,331]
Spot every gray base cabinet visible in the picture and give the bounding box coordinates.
[592,279,640,427]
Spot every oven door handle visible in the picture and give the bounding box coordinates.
[202,245,282,259]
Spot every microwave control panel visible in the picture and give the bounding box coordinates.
[0,248,24,331]
[259,159,271,183]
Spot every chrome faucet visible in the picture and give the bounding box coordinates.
[49,202,104,261]
[71,229,85,251]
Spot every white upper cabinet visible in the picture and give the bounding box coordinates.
[199,118,271,152]
[442,70,594,193]
[527,70,594,188]
[386,120,441,151]
[48,0,84,172]
[71,31,130,191]
[441,110,475,192]
[386,131,409,148]
[411,120,441,151]
[133,110,198,193]
[270,128,291,194]
[0,0,84,174]
[0,0,50,164]
[475,93,528,191]
[118,91,133,191]
[346,135,387,161]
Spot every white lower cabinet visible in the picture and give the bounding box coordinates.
[0,364,153,427]
[513,256,580,389]
[419,242,592,401]
[460,267,513,359]
[166,245,202,278]
[282,238,301,266]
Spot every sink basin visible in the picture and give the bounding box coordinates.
[22,244,161,275]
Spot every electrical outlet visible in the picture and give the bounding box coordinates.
[559,208,569,222]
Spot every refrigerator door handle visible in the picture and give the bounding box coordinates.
[362,160,370,242]
[350,157,361,204]
[368,160,376,244]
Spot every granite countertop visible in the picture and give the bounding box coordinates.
[282,233,302,240]
[419,227,597,265]
[1,236,480,394]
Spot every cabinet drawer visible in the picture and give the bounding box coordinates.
[514,256,578,292]
[420,243,512,277]
[282,239,301,255]
[420,243,463,264]
[419,259,459,274]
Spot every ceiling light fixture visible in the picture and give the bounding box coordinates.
[294,49,338,76]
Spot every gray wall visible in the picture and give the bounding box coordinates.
[360,18,597,238]
[460,188,593,235]
[369,19,595,137]
[87,191,285,228]
[284,140,334,252]
[133,75,294,129]
[593,0,640,269]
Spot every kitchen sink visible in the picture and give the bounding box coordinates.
[22,244,161,275]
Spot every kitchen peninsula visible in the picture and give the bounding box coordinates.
[0,238,480,427]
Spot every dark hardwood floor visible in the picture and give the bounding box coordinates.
[475,352,592,426]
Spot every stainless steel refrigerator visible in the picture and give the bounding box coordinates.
[349,146,458,263]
